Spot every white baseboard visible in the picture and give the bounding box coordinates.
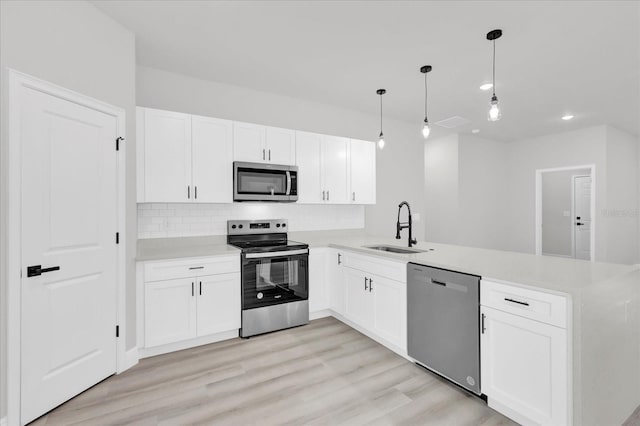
[140,329,239,359]
[123,347,139,371]
[310,309,331,320]
[0,416,7,426]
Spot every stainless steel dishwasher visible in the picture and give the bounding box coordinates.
[407,263,481,395]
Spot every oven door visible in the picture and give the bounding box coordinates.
[234,162,297,202]
[241,250,308,310]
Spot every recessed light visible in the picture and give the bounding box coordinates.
[472,129,480,134]
[561,114,574,121]
[480,83,493,91]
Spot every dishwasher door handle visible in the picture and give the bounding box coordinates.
[431,279,447,286]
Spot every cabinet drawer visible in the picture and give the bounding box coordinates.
[144,255,240,282]
[342,251,406,282]
[481,280,568,328]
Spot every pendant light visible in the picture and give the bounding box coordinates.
[420,65,432,139]
[376,89,386,149]
[486,29,503,121]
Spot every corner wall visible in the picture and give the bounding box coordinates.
[0,0,137,419]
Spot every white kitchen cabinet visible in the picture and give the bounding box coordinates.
[266,126,296,165]
[349,139,376,204]
[139,107,192,202]
[196,272,241,336]
[295,131,324,203]
[145,278,197,348]
[328,250,345,315]
[137,107,232,203]
[191,115,233,203]
[344,267,374,326]
[481,305,568,426]
[322,135,350,203]
[371,275,406,349]
[309,248,330,313]
[233,122,295,165]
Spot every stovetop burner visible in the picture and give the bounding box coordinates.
[226,219,308,254]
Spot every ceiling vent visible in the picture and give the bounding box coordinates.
[434,116,471,129]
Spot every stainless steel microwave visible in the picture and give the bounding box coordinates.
[233,162,298,202]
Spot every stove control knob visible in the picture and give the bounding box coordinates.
[239,224,243,229]
[276,223,281,228]
[257,292,263,300]
[282,223,286,227]
[231,225,237,229]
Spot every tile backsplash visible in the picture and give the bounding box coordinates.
[137,203,365,239]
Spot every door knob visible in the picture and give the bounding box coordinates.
[27,265,60,277]
[576,222,584,226]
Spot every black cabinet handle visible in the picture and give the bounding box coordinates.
[189,266,204,270]
[187,186,190,199]
[192,282,194,297]
[195,186,198,200]
[269,149,271,161]
[27,265,60,277]
[199,281,202,295]
[337,253,342,265]
[481,313,486,334]
[369,278,373,292]
[504,297,529,306]
[364,277,368,291]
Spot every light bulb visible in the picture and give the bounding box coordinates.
[377,134,385,149]
[488,95,501,121]
[422,121,431,139]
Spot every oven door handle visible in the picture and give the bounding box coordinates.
[245,249,309,259]
[286,171,291,196]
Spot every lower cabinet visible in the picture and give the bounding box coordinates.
[145,277,197,347]
[196,273,241,336]
[342,265,407,351]
[481,305,568,426]
[309,248,330,313]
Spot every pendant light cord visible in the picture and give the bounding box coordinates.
[492,40,496,96]
[379,94,383,135]
[424,72,428,121]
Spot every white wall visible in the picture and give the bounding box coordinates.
[136,66,426,240]
[0,0,136,418]
[541,169,591,257]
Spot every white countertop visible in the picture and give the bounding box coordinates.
[137,230,638,297]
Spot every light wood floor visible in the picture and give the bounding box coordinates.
[31,317,517,425]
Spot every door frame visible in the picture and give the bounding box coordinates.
[571,174,592,259]
[5,69,128,425]
[535,164,595,261]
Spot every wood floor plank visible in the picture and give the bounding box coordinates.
[31,317,516,426]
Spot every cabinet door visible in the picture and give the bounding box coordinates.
[371,275,406,350]
[322,135,350,204]
[295,131,324,203]
[309,249,329,313]
[233,121,266,163]
[349,139,376,204]
[343,267,373,327]
[196,273,241,336]
[143,108,192,202]
[481,306,568,426]
[328,250,345,315]
[191,116,233,203]
[145,278,197,347]
[266,126,296,165]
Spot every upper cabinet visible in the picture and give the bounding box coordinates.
[233,122,295,165]
[295,132,376,205]
[137,107,232,203]
[349,139,376,204]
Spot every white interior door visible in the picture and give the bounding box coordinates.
[573,175,592,260]
[191,115,233,202]
[20,87,118,424]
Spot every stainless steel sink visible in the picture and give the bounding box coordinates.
[364,245,427,254]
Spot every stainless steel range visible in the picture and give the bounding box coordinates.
[227,219,309,337]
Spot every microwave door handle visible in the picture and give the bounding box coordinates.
[286,171,291,196]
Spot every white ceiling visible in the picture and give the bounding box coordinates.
[93,0,639,142]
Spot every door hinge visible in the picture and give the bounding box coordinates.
[116,136,125,151]
[116,232,120,244]
[116,325,120,337]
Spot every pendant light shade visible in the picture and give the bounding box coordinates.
[376,89,386,149]
[486,29,503,122]
[420,65,432,139]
